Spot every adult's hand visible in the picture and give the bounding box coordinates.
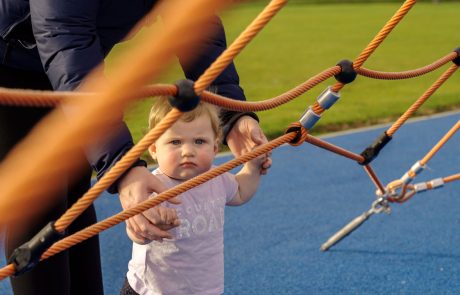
[118,166,180,243]
[226,116,272,175]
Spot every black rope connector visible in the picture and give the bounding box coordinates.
[168,79,201,112]
[359,131,392,165]
[452,47,460,66]
[8,221,64,276]
[334,60,357,84]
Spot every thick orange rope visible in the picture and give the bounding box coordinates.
[194,0,288,94]
[0,66,340,112]
[356,52,457,80]
[386,64,458,136]
[331,0,417,94]
[201,66,341,111]
[0,132,296,281]
[0,85,177,108]
[0,0,232,223]
[54,108,183,232]
[4,48,455,108]
[312,0,417,115]
[354,0,417,69]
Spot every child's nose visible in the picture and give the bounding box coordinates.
[181,143,195,157]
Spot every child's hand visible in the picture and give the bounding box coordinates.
[144,205,180,231]
[246,153,269,175]
[126,205,180,244]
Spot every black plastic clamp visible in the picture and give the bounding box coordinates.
[334,60,357,84]
[168,79,201,112]
[8,221,64,276]
[359,131,392,165]
[453,47,460,66]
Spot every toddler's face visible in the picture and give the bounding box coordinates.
[150,113,218,180]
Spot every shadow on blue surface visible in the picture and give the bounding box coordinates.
[1,112,459,294]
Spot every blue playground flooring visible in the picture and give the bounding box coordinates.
[1,111,460,294]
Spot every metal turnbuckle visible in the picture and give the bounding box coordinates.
[320,197,390,251]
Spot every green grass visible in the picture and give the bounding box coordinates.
[107,2,460,144]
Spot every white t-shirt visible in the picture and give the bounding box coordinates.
[127,167,239,295]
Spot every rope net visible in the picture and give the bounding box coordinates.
[0,0,459,279]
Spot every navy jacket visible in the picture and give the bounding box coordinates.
[0,0,256,192]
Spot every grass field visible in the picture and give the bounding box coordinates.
[107,2,460,145]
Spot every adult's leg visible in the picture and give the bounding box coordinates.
[0,65,71,294]
[67,165,104,295]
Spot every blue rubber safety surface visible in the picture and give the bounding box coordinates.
[1,112,460,294]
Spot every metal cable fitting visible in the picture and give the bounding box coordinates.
[401,161,425,185]
[413,178,444,193]
[316,86,340,110]
[299,107,321,130]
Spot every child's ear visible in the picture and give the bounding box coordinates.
[213,139,219,154]
[148,144,157,160]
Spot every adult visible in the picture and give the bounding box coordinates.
[0,0,271,294]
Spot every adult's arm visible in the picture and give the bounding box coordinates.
[30,0,145,192]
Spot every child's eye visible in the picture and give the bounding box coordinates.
[170,140,181,145]
[195,139,205,145]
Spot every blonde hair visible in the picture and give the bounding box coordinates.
[148,96,222,140]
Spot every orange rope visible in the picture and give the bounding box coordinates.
[356,52,457,80]
[420,120,460,166]
[0,0,232,224]
[54,109,183,232]
[0,0,456,280]
[194,0,288,94]
[309,0,416,117]
[363,165,386,195]
[0,132,296,280]
[201,66,341,112]
[328,0,416,95]
[0,85,178,108]
[387,64,458,136]
[444,173,460,184]
[353,0,416,69]
[0,66,340,111]
[0,265,15,282]
[0,87,70,107]
[304,135,364,163]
